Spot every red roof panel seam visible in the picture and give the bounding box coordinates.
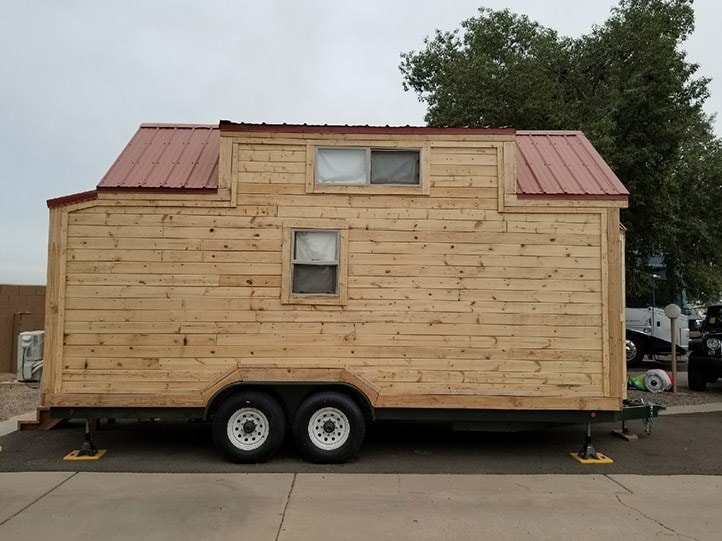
[170,129,203,187]
[583,139,625,194]
[187,126,217,189]
[159,127,192,188]
[153,129,174,188]
[517,138,536,193]
[530,135,565,194]
[186,128,212,188]
[518,136,547,194]
[571,137,619,194]
[99,128,150,188]
[553,135,592,195]
[567,137,607,193]
[524,140,546,194]
[122,128,162,188]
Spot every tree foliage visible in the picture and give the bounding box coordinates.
[401,0,722,302]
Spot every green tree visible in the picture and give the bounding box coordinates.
[401,0,720,301]
[400,8,573,129]
[664,126,722,302]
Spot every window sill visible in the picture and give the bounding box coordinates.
[310,184,428,196]
[281,295,347,306]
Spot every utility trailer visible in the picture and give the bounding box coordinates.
[42,121,660,462]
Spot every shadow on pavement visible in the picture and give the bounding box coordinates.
[2,411,721,475]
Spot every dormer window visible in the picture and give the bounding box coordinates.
[316,147,420,186]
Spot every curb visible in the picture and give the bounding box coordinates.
[0,411,35,438]
[660,402,722,415]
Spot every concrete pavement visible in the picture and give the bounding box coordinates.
[0,472,720,540]
[2,372,720,540]
[0,411,34,438]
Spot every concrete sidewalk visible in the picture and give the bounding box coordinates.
[0,411,35,438]
[1,473,719,540]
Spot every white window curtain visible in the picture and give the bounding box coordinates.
[316,148,367,185]
[371,150,419,184]
[294,231,338,261]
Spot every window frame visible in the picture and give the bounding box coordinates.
[306,143,430,195]
[281,225,349,305]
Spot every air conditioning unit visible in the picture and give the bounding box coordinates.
[17,330,44,382]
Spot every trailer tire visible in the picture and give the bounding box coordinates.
[212,391,286,463]
[293,391,365,464]
[626,335,645,368]
[687,361,708,392]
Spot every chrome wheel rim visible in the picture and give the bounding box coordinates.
[625,339,638,362]
[227,407,269,451]
[307,407,350,450]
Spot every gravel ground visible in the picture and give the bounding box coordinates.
[626,386,722,407]
[0,372,41,422]
[1,364,720,423]
[627,365,722,407]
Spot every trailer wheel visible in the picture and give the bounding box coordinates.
[625,335,645,368]
[293,391,365,463]
[687,361,708,392]
[212,391,285,463]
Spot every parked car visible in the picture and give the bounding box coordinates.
[687,305,722,391]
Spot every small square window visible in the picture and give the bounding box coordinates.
[291,230,339,296]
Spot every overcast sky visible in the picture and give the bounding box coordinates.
[1,0,720,285]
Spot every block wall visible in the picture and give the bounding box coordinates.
[0,285,46,373]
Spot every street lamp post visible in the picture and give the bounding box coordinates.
[665,303,682,393]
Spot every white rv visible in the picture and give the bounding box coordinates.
[625,258,699,367]
[625,306,690,367]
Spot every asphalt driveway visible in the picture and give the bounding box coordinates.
[2,409,721,474]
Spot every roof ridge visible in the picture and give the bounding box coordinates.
[516,130,584,136]
[139,123,218,129]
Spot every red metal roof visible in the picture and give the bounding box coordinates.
[97,124,219,191]
[50,123,627,204]
[47,190,98,209]
[516,131,628,199]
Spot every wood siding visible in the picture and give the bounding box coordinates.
[42,131,624,411]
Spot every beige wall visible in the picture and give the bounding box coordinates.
[43,130,623,411]
[0,285,45,373]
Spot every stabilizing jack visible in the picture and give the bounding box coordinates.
[570,423,613,464]
[612,420,639,441]
[64,419,107,461]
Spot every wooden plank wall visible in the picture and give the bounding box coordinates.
[45,132,622,411]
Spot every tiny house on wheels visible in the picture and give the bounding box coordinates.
[43,121,650,463]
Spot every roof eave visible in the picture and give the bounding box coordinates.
[95,186,219,194]
[47,190,98,209]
